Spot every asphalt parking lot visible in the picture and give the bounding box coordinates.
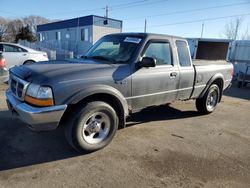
[0,83,250,188]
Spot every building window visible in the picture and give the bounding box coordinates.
[38,33,43,41]
[56,31,61,41]
[66,33,70,39]
[81,28,88,41]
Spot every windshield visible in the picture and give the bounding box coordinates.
[86,35,142,64]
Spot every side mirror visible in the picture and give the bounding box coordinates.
[138,57,156,68]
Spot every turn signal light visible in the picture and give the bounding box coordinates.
[24,95,54,107]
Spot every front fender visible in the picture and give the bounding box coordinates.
[64,84,129,116]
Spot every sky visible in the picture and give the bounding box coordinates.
[1,0,250,38]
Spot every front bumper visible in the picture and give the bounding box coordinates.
[0,68,9,83]
[6,89,67,131]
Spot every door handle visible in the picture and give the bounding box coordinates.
[170,72,177,77]
[23,54,27,56]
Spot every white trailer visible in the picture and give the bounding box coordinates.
[229,40,250,76]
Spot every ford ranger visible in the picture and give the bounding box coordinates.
[6,33,233,153]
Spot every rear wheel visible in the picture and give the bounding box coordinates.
[196,84,220,114]
[64,101,118,153]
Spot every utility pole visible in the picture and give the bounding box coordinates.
[105,5,109,18]
[144,19,147,33]
[200,21,204,38]
[234,20,240,40]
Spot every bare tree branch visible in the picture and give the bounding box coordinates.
[241,25,250,40]
[223,17,243,40]
[0,15,53,42]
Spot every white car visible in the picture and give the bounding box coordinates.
[0,42,48,69]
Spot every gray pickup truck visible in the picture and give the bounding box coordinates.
[6,33,233,153]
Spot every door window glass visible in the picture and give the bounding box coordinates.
[144,42,172,65]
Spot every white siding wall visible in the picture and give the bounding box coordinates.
[93,25,122,44]
[38,25,93,54]
[37,24,121,56]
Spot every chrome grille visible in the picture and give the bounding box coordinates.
[9,74,30,101]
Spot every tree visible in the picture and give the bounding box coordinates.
[223,17,243,40]
[15,26,37,42]
[241,26,250,40]
[22,15,50,33]
[5,19,24,42]
[0,17,8,42]
[222,17,250,40]
[0,15,52,42]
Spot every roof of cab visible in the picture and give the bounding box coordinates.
[105,32,185,40]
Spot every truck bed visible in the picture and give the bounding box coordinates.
[193,59,229,66]
[191,59,233,99]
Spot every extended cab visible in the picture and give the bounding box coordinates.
[6,33,233,153]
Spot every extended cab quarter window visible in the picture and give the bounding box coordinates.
[176,40,191,67]
[144,42,172,65]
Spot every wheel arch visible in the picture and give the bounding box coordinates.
[199,73,224,102]
[23,59,35,65]
[61,85,129,129]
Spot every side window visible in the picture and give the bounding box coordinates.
[56,31,61,41]
[81,28,89,41]
[144,42,172,65]
[176,40,191,67]
[18,47,27,52]
[3,44,25,52]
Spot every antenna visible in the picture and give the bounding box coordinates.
[144,19,147,33]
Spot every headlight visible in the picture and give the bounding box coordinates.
[25,84,54,106]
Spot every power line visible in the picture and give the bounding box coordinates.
[123,1,250,21]
[109,0,168,11]
[1,11,19,16]
[42,0,161,16]
[109,0,149,9]
[125,12,250,30]
[44,7,104,16]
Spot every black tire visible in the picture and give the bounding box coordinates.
[64,101,118,153]
[196,84,220,114]
[23,60,35,65]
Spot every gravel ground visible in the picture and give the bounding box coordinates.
[0,83,250,188]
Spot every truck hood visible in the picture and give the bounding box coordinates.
[10,59,130,84]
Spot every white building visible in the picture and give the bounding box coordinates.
[37,15,122,55]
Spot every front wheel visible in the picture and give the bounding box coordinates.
[196,84,220,114]
[64,101,118,153]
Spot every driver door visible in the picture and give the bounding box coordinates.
[130,40,180,110]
